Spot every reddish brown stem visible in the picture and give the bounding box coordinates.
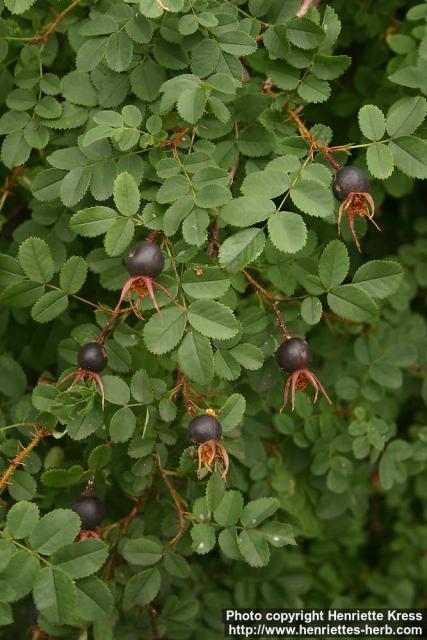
[0,429,49,495]
[286,106,340,171]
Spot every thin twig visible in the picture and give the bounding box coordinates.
[0,429,49,495]
[156,455,187,548]
[243,270,291,338]
[286,106,340,171]
[41,0,81,39]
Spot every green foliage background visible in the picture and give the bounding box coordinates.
[0,0,426,637]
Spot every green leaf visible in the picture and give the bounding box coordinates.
[188,300,238,340]
[238,529,270,567]
[386,96,427,137]
[182,267,230,299]
[163,553,191,578]
[220,196,275,227]
[230,343,263,370]
[237,125,276,157]
[241,169,288,199]
[312,54,351,80]
[0,280,45,308]
[0,355,27,398]
[301,296,323,324]
[240,497,280,528]
[123,568,161,608]
[218,31,257,56]
[0,253,24,288]
[213,491,244,527]
[29,509,81,555]
[206,472,226,513]
[177,330,214,385]
[113,172,140,216]
[130,369,154,404]
[106,32,133,72]
[143,307,187,354]
[191,523,216,554]
[367,143,394,179]
[33,567,77,625]
[1,130,31,168]
[5,0,37,14]
[7,501,39,539]
[1,551,39,598]
[389,136,427,179]
[88,445,112,471]
[327,285,377,322]
[52,539,109,579]
[60,166,92,207]
[121,537,163,566]
[268,212,307,254]
[177,86,208,124]
[41,466,85,488]
[70,207,117,237]
[297,74,331,103]
[31,290,69,323]
[264,25,289,58]
[352,260,404,299]
[358,105,386,141]
[291,179,334,217]
[103,375,130,405]
[219,228,266,273]
[67,409,103,441]
[261,522,297,547]
[60,256,88,294]
[318,240,349,289]
[18,238,54,284]
[76,576,114,621]
[104,218,135,257]
[220,393,246,432]
[287,17,325,49]
[62,71,97,107]
[110,406,136,443]
[0,603,13,626]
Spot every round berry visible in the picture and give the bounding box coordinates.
[72,495,106,530]
[188,414,222,444]
[127,241,164,278]
[332,166,369,202]
[277,337,312,373]
[77,342,107,373]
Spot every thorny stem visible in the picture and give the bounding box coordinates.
[0,429,49,495]
[0,166,23,212]
[40,0,82,40]
[173,370,198,417]
[243,270,291,339]
[286,106,340,171]
[156,454,187,548]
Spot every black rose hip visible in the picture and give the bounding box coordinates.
[277,338,331,411]
[188,414,222,444]
[188,413,228,480]
[277,337,312,373]
[114,240,174,315]
[332,165,379,252]
[72,494,106,531]
[127,241,165,278]
[77,342,107,373]
[332,166,369,202]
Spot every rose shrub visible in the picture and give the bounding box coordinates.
[0,0,426,637]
